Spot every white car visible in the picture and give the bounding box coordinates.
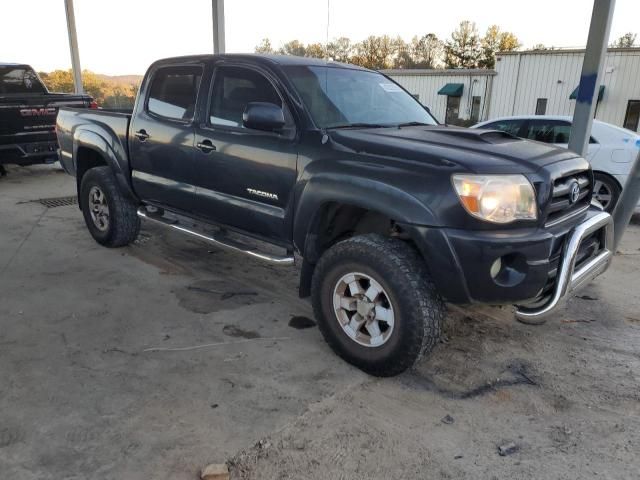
[472,115,640,212]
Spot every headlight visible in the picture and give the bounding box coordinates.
[452,174,537,224]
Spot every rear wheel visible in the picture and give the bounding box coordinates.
[80,166,140,247]
[593,172,621,213]
[312,234,445,377]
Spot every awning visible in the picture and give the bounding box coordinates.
[569,85,605,101]
[438,83,464,97]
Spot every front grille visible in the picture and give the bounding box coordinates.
[545,172,592,226]
[574,227,604,271]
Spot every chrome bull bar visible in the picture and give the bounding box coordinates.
[515,210,614,321]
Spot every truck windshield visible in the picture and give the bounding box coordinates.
[285,65,437,129]
[0,66,47,95]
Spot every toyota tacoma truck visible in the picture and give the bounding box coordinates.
[0,63,95,174]
[56,54,614,376]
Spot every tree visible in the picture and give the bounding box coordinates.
[326,37,353,63]
[531,43,548,51]
[352,35,397,69]
[479,25,521,69]
[411,33,444,69]
[305,43,326,59]
[278,40,307,57]
[445,21,482,69]
[254,38,274,54]
[611,32,637,48]
[38,69,138,108]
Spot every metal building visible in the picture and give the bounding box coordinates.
[386,48,640,133]
[489,48,640,132]
[385,69,496,125]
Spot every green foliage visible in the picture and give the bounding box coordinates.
[479,25,521,69]
[411,34,444,69]
[611,33,637,48]
[278,40,307,57]
[38,69,139,108]
[326,37,353,63]
[305,43,327,59]
[253,20,525,71]
[444,21,482,69]
[254,38,274,54]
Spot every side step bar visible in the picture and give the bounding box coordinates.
[136,207,295,266]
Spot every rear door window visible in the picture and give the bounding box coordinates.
[480,119,524,136]
[147,66,202,121]
[526,120,571,144]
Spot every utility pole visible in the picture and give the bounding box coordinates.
[568,0,615,157]
[64,0,83,94]
[212,0,226,54]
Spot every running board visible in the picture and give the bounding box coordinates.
[136,207,295,265]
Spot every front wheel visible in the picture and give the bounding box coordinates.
[80,166,140,247]
[311,234,445,377]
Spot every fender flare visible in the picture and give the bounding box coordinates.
[292,172,438,258]
[72,127,136,200]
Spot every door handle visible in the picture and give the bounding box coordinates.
[134,130,149,141]
[197,139,216,153]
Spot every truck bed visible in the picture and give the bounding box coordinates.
[56,107,131,176]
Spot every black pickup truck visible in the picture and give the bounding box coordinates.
[0,63,94,173]
[56,54,614,376]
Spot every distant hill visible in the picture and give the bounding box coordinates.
[95,74,143,86]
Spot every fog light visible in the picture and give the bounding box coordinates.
[490,257,502,279]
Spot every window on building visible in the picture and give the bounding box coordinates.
[525,120,571,144]
[209,66,282,128]
[535,98,547,116]
[623,100,640,132]
[147,66,202,121]
[470,96,482,123]
[445,96,460,124]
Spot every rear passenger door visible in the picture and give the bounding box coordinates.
[524,119,600,161]
[130,64,203,212]
[192,64,298,245]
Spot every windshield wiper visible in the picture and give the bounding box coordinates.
[327,123,390,130]
[396,121,432,127]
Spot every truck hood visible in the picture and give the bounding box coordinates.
[328,125,580,174]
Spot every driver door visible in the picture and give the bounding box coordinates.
[192,64,298,244]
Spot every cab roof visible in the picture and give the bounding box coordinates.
[152,53,368,71]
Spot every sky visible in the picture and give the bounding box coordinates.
[2,0,639,76]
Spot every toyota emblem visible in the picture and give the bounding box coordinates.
[569,181,581,204]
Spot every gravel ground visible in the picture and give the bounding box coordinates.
[1,164,639,480]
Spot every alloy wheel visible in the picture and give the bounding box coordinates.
[332,272,395,347]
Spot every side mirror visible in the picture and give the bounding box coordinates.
[243,102,285,132]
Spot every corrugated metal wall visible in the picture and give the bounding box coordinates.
[490,49,640,131]
[386,71,495,123]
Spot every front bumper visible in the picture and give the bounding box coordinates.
[514,210,613,321]
[402,207,613,320]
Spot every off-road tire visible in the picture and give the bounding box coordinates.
[80,166,140,247]
[311,234,445,377]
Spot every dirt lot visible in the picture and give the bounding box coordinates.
[1,165,639,480]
